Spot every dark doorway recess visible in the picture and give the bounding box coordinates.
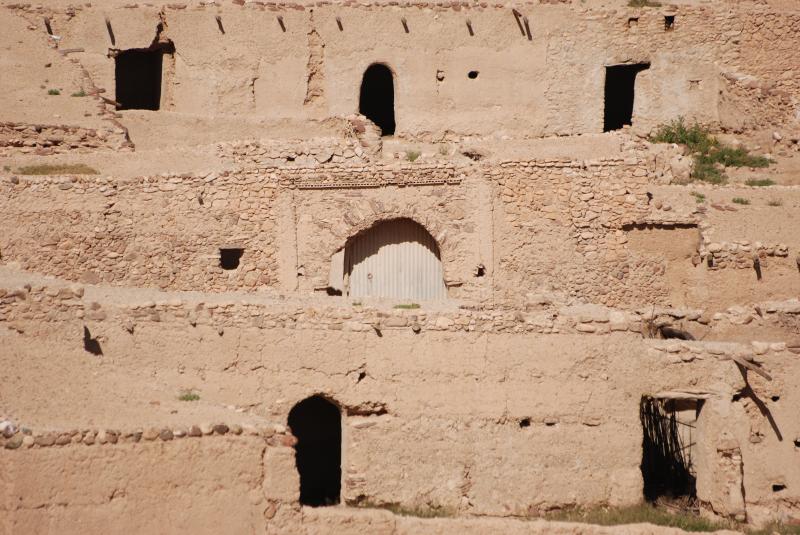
[604,63,650,132]
[219,248,243,270]
[640,396,701,502]
[288,395,342,507]
[359,63,395,136]
[115,49,166,110]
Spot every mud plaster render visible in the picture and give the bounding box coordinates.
[10,3,799,142]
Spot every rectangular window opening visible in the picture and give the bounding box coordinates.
[115,48,169,110]
[219,248,244,270]
[603,62,650,132]
[665,15,675,31]
[641,396,702,502]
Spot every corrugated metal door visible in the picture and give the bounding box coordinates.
[344,219,446,300]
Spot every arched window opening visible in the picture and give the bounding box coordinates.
[359,64,395,136]
[288,396,342,507]
[343,218,447,301]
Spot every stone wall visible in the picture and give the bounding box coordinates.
[0,170,281,291]
[0,122,130,156]
[3,156,799,307]
[0,157,666,305]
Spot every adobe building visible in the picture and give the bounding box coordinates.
[1,0,799,533]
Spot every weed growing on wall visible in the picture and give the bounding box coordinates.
[690,191,706,203]
[16,163,99,175]
[651,118,770,184]
[745,178,775,187]
[732,197,750,205]
[71,90,87,97]
[178,390,200,401]
[627,0,662,6]
[394,303,420,309]
[47,88,61,95]
[767,199,782,207]
[405,150,421,162]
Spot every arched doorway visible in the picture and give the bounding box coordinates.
[288,396,342,507]
[359,63,395,136]
[344,218,447,300]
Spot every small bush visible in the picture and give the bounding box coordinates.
[545,504,732,532]
[711,146,769,168]
[71,90,87,97]
[47,88,61,95]
[178,390,200,401]
[748,522,800,535]
[354,500,455,519]
[352,301,362,307]
[2,165,10,172]
[438,145,450,156]
[692,158,726,184]
[745,178,775,187]
[690,191,706,203]
[394,303,420,309]
[767,199,782,207]
[651,118,771,184]
[16,163,99,175]
[732,197,750,205]
[627,0,662,6]
[405,150,421,162]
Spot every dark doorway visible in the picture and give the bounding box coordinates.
[640,396,700,502]
[288,395,342,507]
[115,49,164,110]
[359,64,395,136]
[603,63,650,132]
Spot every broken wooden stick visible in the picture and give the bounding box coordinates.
[731,354,773,381]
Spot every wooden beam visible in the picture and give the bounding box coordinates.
[730,354,773,381]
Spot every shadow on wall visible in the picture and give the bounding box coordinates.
[327,218,447,301]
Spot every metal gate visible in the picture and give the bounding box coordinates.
[344,219,446,300]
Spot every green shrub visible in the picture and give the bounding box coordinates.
[651,118,771,184]
[405,150,421,162]
[767,199,782,207]
[627,0,662,6]
[178,390,200,401]
[545,504,732,532]
[71,90,87,97]
[353,500,455,519]
[47,88,61,95]
[712,146,769,168]
[394,303,420,309]
[690,191,706,203]
[16,163,99,175]
[651,118,717,153]
[692,158,726,184]
[745,178,775,187]
[732,197,750,205]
